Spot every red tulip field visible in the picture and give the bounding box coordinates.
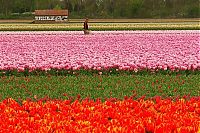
[0,97,200,132]
[0,30,199,132]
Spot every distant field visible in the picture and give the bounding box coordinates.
[0,18,199,23]
[0,22,199,31]
[0,18,199,31]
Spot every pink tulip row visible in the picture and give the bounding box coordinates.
[0,31,199,71]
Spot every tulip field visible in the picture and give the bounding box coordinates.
[0,22,199,31]
[0,30,199,71]
[0,30,200,132]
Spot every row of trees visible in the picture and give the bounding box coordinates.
[0,0,199,18]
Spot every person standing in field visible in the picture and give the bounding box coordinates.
[83,18,89,34]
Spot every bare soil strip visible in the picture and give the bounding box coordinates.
[0,18,199,23]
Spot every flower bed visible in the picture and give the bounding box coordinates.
[0,23,199,31]
[0,31,199,72]
[0,97,199,132]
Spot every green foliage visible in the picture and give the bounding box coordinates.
[187,6,200,17]
[0,13,34,19]
[0,73,199,101]
[0,0,199,19]
[54,4,62,10]
[127,0,144,18]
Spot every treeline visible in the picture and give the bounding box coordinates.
[0,0,199,19]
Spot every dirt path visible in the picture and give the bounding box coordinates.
[0,18,199,23]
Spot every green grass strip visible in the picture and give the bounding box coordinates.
[0,74,199,102]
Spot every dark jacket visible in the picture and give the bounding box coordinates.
[84,22,88,30]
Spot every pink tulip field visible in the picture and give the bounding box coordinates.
[0,30,199,72]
